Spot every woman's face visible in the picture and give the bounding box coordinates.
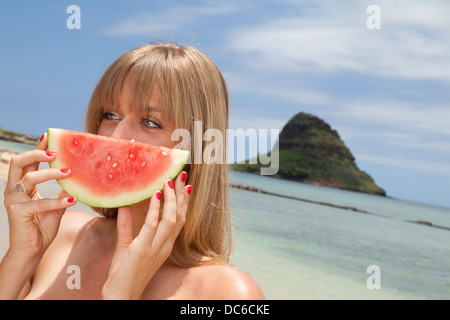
[97,78,176,148]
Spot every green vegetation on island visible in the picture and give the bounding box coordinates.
[0,128,39,145]
[232,112,386,196]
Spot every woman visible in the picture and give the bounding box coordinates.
[0,43,264,299]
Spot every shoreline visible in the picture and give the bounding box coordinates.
[231,168,387,196]
[230,183,450,232]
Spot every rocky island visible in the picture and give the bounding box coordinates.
[232,112,386,196]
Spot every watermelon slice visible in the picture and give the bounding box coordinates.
[47,128,190,208]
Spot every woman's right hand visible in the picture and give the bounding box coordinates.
[3,133,77,263]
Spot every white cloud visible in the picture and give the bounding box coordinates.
[99,0,450,176]
[102,2,237,36]
[224,71,333,106]
[326,100,450,175]
[227,0,450,81]
[335,101,450,137]
[357,153,450,176]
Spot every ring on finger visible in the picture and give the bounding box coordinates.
[15,181,27,195]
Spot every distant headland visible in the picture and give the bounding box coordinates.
[231,112,386,196]
[0,128,39,145]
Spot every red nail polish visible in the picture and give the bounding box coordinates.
[168,180,174,189]
[40,133,45,142]
[60,168,70,174]
[45,151,55,157]
[67,197,75,203]
[156,191,161,200]
[180,172,187,182]
[186,185,192,195]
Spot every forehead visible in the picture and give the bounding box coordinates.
[98,51,188,130]
[116,75,162,114]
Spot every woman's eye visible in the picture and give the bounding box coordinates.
[142,118,161,129]
[102,112,120,120]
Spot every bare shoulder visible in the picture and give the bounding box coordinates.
[55,210,106,244]
[189,264,265,300]
[62,209,98,225]
[38,209,112,270]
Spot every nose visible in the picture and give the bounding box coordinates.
[109,118,136,141]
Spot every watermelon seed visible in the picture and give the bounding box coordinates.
[108,174,113,180]
[131,139,135,143]
[162,151,168,156]
[112,162,118,168]
[74,140,78,145]
[107,155,111,162]
[142,162,146,167]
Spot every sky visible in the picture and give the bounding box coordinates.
[0,0,449,208]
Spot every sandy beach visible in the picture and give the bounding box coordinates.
[0,149,15,257]
[0,149,14,180]
[0,179,9,258]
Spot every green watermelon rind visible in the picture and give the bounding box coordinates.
[47,128,190,208]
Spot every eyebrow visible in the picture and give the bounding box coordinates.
[146,106,161,114]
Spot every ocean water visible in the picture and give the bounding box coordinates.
[229,171,450,300]
[0,139,37,153]
[1,140,449,299]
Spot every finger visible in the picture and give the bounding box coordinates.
[174,172,186,191]
[116,207,133,250]
[153,180,177,245]
[55,188,71,200]
[6,150,56,192]
[13,196,77,218]
[184,185,192,213]
[174,171,187,226]
[36,132,47,150]
[138,190,161,243]
[26,132,48,174]
[174,185,191,235]
[20,168,71,195]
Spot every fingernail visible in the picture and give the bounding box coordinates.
[156,191,161,200]
[60,168,70,174]
[180,171,187,183]
[186,185,192,195]
[40,133,45,142]
[67,197,75,203]
[45,151,55,157]
[168,180,174,189]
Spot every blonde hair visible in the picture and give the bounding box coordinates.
[85,43,231,267]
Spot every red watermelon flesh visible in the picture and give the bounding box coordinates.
[47,128,190,208]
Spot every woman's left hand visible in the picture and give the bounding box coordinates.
[102,172,191,300]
